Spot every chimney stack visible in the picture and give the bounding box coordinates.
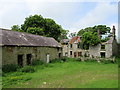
[112,26,116,38]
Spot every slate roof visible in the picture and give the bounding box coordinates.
[106,37,114,44]
[69,36,81,44]
[0,28,61,47]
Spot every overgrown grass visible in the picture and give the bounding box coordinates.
[2,58,119,88]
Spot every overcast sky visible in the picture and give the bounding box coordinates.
[0,0,119,41]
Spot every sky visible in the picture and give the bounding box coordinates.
[0,0,119,42]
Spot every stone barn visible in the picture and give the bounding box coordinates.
[0,28,62,67]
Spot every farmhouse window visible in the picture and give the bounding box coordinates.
[70,44,72,48]
[74,52,77,57]
[65,52,68,56]
[78,52,82,56]
[70,51,72,55]
[101,45,105,50]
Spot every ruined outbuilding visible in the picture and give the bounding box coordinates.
[0,29,62,67]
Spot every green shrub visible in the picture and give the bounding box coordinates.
[50,58,62,63]
[20,66,35,73]
[101,59,112,64]
[2,64,20,73]
[2,76,32,87]
[85,59,97,62]
[61,56,68,62]
[32,60,45,66]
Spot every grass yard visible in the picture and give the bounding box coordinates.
[2,58,118,88]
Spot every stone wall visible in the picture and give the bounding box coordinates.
[105,44,112,58]
[2,46,60,66]
[67,43,85,58]
[118,44,120,56]
[112,39,118,56]
[89,44,101,58]
[62,45,68,56]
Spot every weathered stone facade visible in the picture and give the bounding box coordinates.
[89,38,118,58]
[1,29,62,66]
[2,46,61,66]
[61,35,118,58]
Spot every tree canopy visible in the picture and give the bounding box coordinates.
[11,14,69,41]
[77,25,111,36]
[77,25,111,49]
[81,32,101,49]
[11,25,21,32]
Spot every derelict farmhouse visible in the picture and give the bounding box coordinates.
[0,26,119,67]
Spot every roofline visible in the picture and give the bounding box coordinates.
[0,44,61,48]
[0,28,55,40]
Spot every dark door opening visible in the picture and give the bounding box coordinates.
[18,55,23,67]
[27,54,32,65]
[59,53,61,58]
[101,52,105,58]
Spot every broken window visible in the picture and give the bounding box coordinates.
[18,55,23,67]
[101,52,105,58]
[65,52,68,56]
[78,52,82,56]
[70,44,72,48]
[26,54,32,65]
[74,52,77,57]
[101,45,105,50]
[70,51,72,55]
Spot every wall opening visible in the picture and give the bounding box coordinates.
[101,45,105,50]
[65,52,68,56]
[46,54,50,63]
[70,51,72,55]
[70,44,72,48]
[26,54,32,65]
[59,53,61,58]
[78,52,82,57]
[101,52,105,58]
[74,52,77,57]
[18,55,23,67]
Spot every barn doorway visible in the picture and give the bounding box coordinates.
[47,54,50,63]
[101,52,105,58]
[18,55,23,67]
[26,54,32,65]
[59,53,61,58]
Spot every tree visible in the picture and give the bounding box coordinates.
[77,25,111,36]
[69,32,77,38]
[59,29,69,39]
[21,14,45,32]
[93,25,110,34]
[77,27,93,36]
[11,25,21,32]
[26,27,44,35]
[44,18,62,41]
[11,14,69,41]
[81,32,101,49]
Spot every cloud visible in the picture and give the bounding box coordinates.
[68,2,118,33]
